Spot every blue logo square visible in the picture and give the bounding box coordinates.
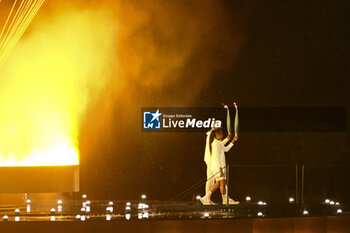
[143,109,161,129]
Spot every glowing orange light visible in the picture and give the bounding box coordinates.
[0,8,117,166]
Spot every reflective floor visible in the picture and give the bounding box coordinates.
[0,197,348,222]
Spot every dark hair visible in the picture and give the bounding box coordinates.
[209,128,223,155]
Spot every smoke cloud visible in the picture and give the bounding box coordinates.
[0,0,246,195]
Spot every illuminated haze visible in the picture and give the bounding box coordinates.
[0,0,245,166]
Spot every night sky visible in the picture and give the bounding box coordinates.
[74,0,350,203]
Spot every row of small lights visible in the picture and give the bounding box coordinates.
[105,194,149,221]
[2,194,344,221]
[2,193,148,222]
[75,193,148,221]
[303,199,343,216]
[2,198,64,222]
[198,195,343,218]
[325,199,342,214]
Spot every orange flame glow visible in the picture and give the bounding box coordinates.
[0,8,117,166]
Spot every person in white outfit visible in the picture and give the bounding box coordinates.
[200,128,239,205]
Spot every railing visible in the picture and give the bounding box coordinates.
[225,164,296,206]
[226,163,350,207]
[171,163,350,208]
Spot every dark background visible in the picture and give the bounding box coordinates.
[77,0,350,203]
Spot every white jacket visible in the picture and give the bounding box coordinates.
[204,129,234,174]
[211,138,234,172]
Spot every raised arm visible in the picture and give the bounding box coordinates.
[224,135,238,152]
[221,137,229,145]
[220,132,232,146]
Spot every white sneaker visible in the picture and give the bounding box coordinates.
[200,195,211,205]
[222,196,240,205]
